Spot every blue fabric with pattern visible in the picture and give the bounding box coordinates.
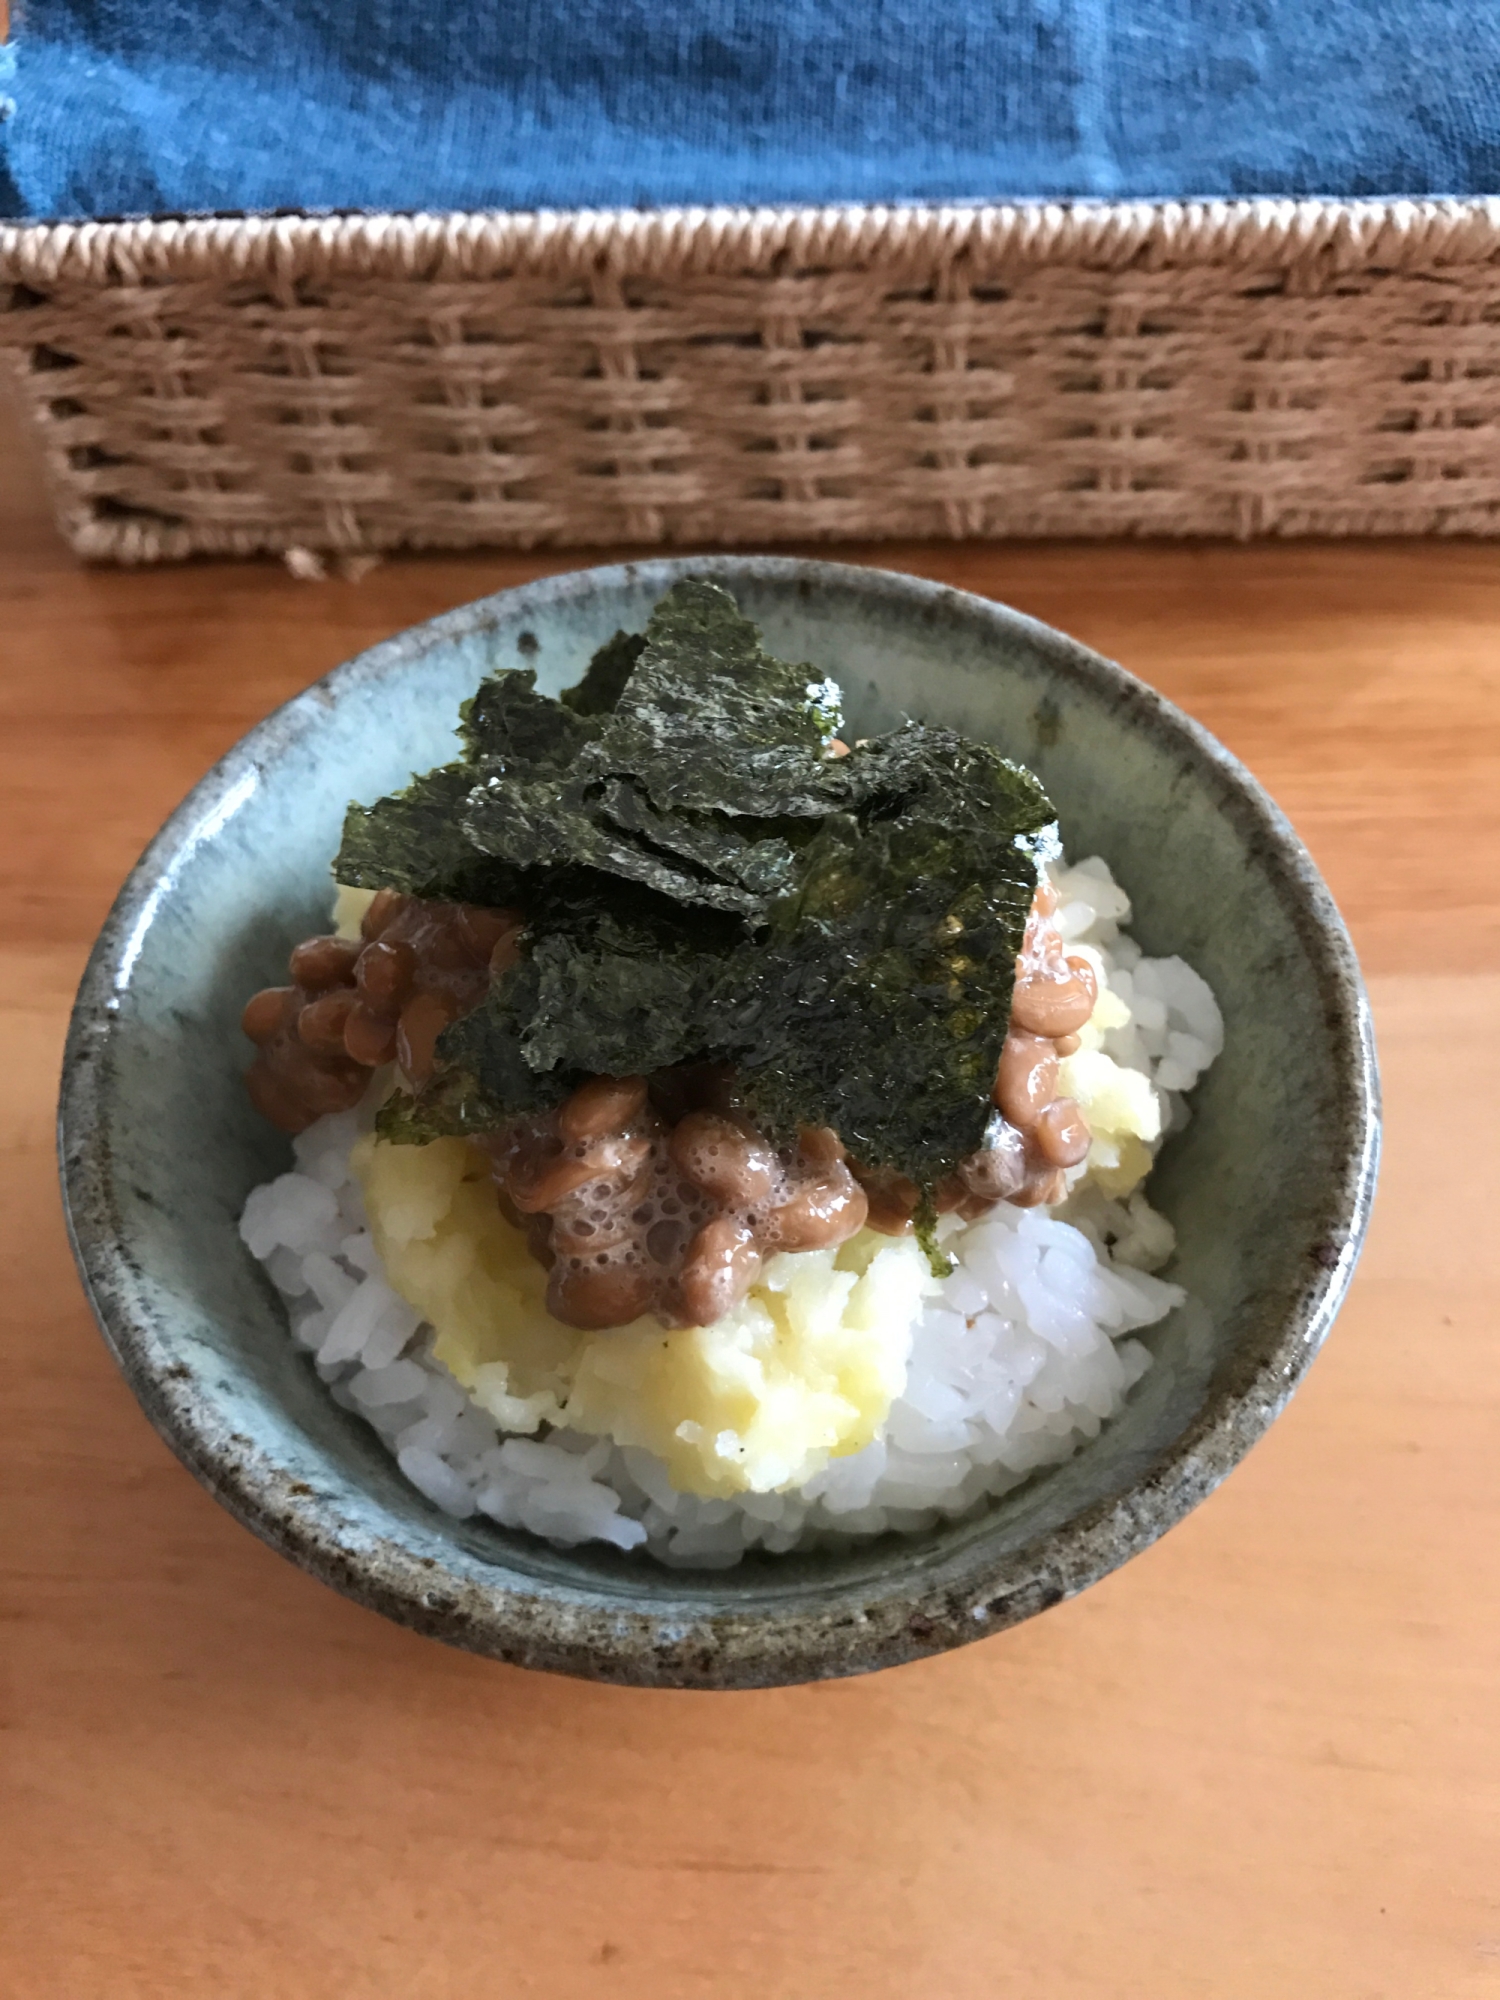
[3,1,1499,222]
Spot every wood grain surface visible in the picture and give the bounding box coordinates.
[3,384,1498,2000]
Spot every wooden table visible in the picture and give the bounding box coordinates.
[4,384,1498,2000]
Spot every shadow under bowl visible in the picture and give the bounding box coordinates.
[59,556,1380,1688]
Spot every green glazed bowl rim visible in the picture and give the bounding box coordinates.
[58,557,1380,1687]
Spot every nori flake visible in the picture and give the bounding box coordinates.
[586,576,844,816]
[732,800,1049,1180]
[458,668,600,768]
[559,628,646,716]
[334,762,524,905]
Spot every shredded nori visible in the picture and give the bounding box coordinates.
[339,579,1058,1185]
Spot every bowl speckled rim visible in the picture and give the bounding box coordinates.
[59,557,1380,1687]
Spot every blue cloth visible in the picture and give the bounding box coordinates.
[5,1,1500,222]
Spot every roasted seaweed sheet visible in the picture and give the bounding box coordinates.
[334,579,1057,1185]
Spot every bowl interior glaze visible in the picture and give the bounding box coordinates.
[59,558,1379,1687]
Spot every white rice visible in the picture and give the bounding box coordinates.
[239,856,1222,1567]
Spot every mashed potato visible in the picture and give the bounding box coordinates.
[1059,955,1163,1198]
[332,883,377,941]
[353,1132,934,1499]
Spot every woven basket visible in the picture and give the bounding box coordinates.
[5,198,1500,561]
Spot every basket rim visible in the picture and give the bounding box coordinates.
[7,195,1500,286]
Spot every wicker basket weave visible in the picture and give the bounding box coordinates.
[5,198,1500,561]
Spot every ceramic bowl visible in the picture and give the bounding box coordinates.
[59,557,1379,1688]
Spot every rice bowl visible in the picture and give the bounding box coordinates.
[58,557,1378,1685]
